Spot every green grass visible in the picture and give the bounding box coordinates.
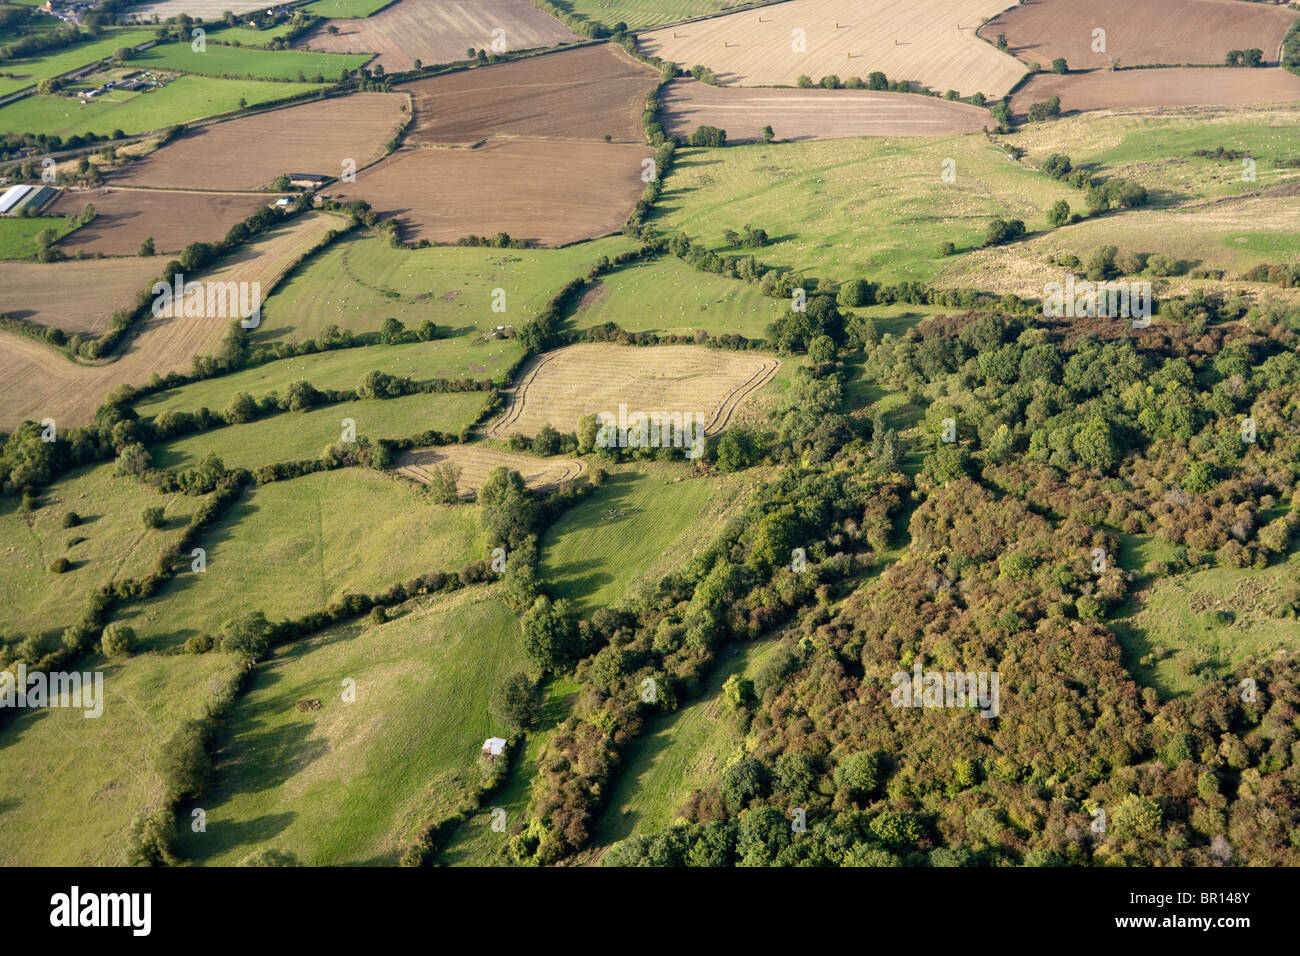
[152,391,490,472]
[564,0,742,30]
[108,467,484,651]
[0,74,324,136]
[299,0,394,16]
[567,254,786,339]
[134,339,524,420]
[594,637,779,849]
[0,649,242,865]
[437,675,580,866]
[654,136,1078,287]
[0,461,204,645]
[0,215,72,259]
[0,28,156,98]
[175,586,526,866]
[540,462,759,611]
[132,41,369,82]
[209,23,297,48]
[256,233,635,345]
[1112,547,1300,698]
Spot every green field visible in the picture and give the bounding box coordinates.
[0,28,156,98]
[540,463,759,611]
[0,462,204,644]
[257,233,635,344]
[0,650,241,866]
[133,41,369,82]
[565,0,741,30]
[0,214,72,259]
[654,136,1079,287]
[568,254,786,338]
[176,586,525,865]
[135,339,524,420]
[1112,548,1300,698]
[210,23,297,48]
[299,0,394,16]
[0,75,324,136]
[108,467,484,651]
[152,391,490,472]
[594,637,778,849]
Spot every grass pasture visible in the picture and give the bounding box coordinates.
[299,0,396,16]
[132,41,370,82]
[176,586,525,866]
[0,28,156,98]
[108,467,484,652]
[152,391,491,472]
[654,136,1079,286]
[0,461,203,644]
[254,232,634,344]
[0,215,74,260]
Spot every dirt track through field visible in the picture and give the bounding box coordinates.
[486,343,779,438]
[403,44,659,145]
[397,444,585,496]
[1011,67,1300,115]
[298,0,580,73]
[984,0,1299,70]
[661,78,990,140]
[639,0,1026,98]
[0,212,344,430]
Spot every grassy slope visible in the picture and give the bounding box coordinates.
[0,75,324,136]
[256,233,635,344]
[653,135,1078,287]
[152,391,490,471]
[177,586,525,866]
[0,28,156,98]
[108,468,483,651]
[134,338,524,420]
[0,461,204,643]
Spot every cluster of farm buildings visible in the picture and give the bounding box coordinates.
[0,183,59,216]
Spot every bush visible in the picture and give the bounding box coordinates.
[490,672,543,731]
[221,611,270,658]
[1042,153,1072,179]
[141,506,165,529]
[983,218,1026,247]
[1046,200,1070,227]
[61,510,80,528]
[49,556,71,574]
[1051,57,1068,74]
[938,240,956,257]
[101,622,136,658]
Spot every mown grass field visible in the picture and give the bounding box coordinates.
[176,586,525,865]
[594,637,779,850]
[568,253,787,338]
[566,0,738,30]
[134,339,525,420]
[654,136,1078,287]
[0,215,72,259]
[1112,546,1300,698]
[0,650,242,866]
[108,468,483,651]
[152,391,490,472]
[540,462,762,611]
[0,28,156,98]
[133,41,370,81]
[256,233,635,345]
[0,462,203,645]
[0,75,323,136]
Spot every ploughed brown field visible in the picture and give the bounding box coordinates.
[0,212,343,431]
[0,256,166,338]
[1011,68,1300,116]
[661,78,990,141]
[298,0,580,74]
[397,444,585,497]
[112,93,409,191]
[403,44,659,145]
[983,0,1300,70]
[486,343,781,439]
[49,187,277,256]
[332,140,649,246]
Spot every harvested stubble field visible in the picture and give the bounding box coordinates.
[0,211,344,431]
[984,0,1300,71]
[638,0,1026,98]
[113,93,409,191]
[397,444,585,496]
[49,187,277,256]
[334,140,649,246]
[661,78,989,141]
[486,342,780,438]
[1010,68,1300,116]
[404,44,659,145]
[298,0,580,74]
[0,254,165,336]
